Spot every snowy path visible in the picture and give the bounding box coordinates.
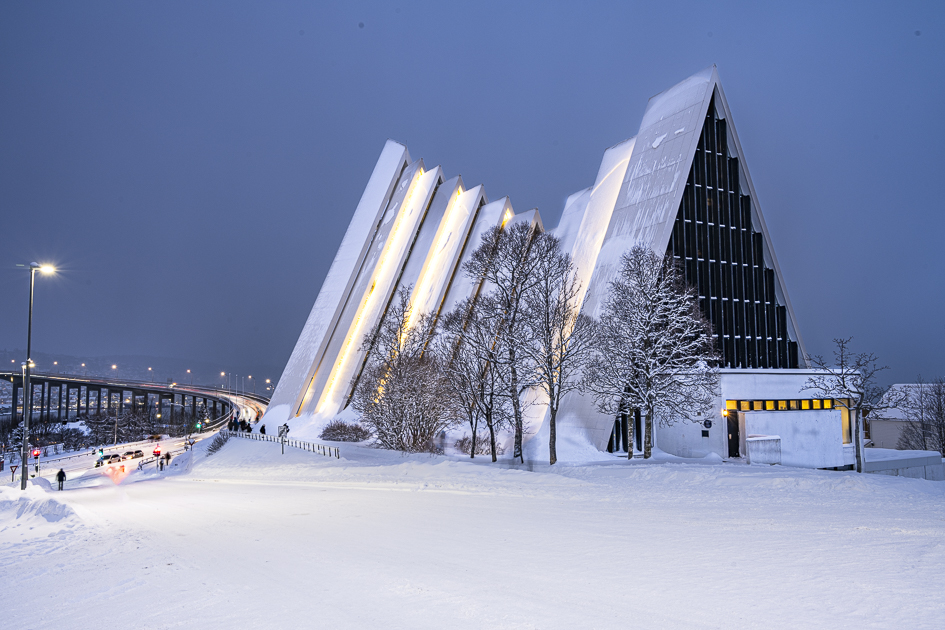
[2,439,943,629]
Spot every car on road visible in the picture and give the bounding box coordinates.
[121,450,145,460]
[95,454,122,467]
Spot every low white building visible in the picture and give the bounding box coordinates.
[653,369,855,469]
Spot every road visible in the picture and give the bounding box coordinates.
[3,391,267,488]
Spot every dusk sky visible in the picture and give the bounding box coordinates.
[1,1,942,386]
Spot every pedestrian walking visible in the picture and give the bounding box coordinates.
[259,424,266,435]
[56,468,66,491]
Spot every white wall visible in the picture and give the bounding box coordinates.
[744,410,844,468]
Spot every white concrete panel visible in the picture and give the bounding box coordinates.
[264,140,409,427]
[438,197,509,320]
[745,410,845,468]
[315,165,442,416]
[396,176,463,301]
[292,159,426,420]
[407,185,484,330]
[552,188,591,256]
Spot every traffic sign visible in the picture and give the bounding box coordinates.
[10,464,17,481]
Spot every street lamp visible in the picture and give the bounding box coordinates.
[17,262,55,491]
[248,375,255,395]
[187,369,192,385]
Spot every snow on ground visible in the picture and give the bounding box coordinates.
[2,437,944,629]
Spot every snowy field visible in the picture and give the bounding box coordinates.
[2,437,944,629]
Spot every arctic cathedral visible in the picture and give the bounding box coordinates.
[263,66,860,468]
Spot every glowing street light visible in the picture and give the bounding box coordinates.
[16,262,56,491]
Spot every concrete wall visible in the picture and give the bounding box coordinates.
[744,410,844,468]
[864,449,944,480]
[869,419,907,449]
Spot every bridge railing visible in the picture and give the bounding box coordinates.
[221,430,340,459]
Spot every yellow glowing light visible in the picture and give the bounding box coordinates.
[111,364,117,369]
[319,168,430,412]
[721,408,729,417]
[404,185,469,334]
[39,265,56,275]
[501,209,513,227]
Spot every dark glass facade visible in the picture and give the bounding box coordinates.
[666,95,799,370]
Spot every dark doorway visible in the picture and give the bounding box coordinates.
[727,412,740,458]
[634,409,642,452]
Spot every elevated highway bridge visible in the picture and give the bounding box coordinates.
[1,371,269,430]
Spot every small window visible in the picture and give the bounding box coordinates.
[753,400,763,411]
[726,400,737,410]
[801,400,810,410]
[740,400,750,411]
[765,400,775,411]
[813,399,822,409]
[823,399,833,409]
[789,400,799,410]
[778,400,787,411]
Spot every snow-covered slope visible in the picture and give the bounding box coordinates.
[2,439,943,628]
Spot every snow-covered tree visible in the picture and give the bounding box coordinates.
[895,377,945,456]
[520,242,596,465]
[463,222,547,463]
[438,297,512,462]
[584,246,719,459]
[803,337,904,473]
[352,288,456,453]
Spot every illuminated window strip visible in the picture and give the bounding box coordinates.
[318,168,429,412]
[725,398,839,412]
[405,185,469,333]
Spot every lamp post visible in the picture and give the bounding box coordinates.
[18,262,55,491]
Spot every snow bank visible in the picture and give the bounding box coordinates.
[0,481,79,543]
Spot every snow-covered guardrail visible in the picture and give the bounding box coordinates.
[221,430,340,458]
[137,447,189,470]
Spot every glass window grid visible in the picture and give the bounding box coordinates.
[667,95,799,370]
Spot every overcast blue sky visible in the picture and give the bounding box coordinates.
[1,1,942,384]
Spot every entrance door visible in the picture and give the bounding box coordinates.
[727,412,740,458]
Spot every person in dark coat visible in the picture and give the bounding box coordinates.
[56,468,66,491]
[260,424,266,435]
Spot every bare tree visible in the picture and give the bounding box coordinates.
[521,244,596,465]
[352,288,456,453]
[463,222,547,462]
[584,246,719,459]
[897,377,945,456]
[438,298,512,462]
[803,337,904,473]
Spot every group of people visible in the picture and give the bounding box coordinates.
[227,419,254,433]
